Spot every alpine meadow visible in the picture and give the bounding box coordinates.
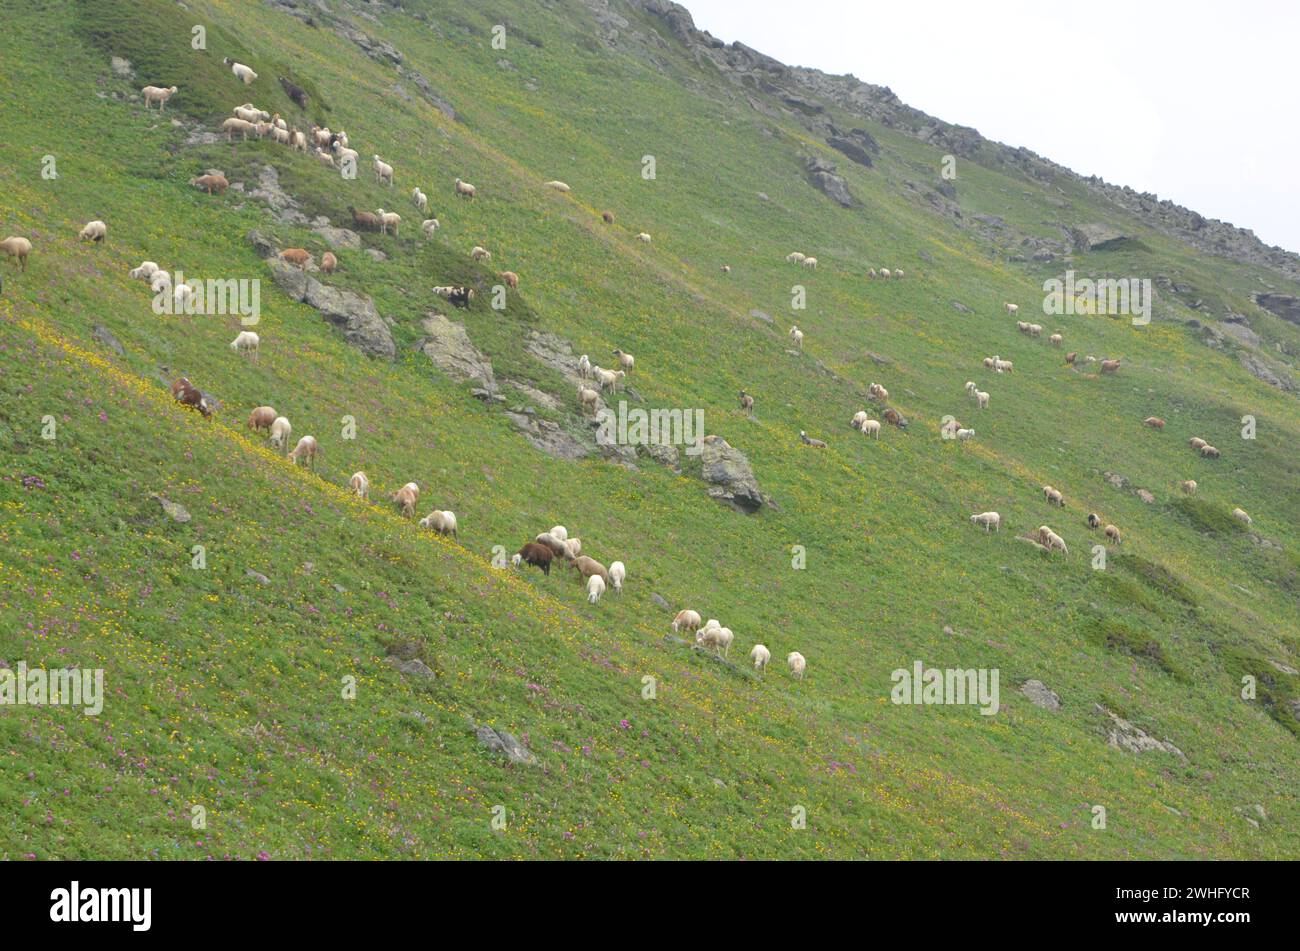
[3,0,1300,865]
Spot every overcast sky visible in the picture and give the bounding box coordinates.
[683,0,1300,254]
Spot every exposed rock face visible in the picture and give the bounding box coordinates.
[1071,223,1130,251]
[110,56,134,79]
[1096,704,1185,758]
[313,225,361,250]
[414,314,496,390]
[1020,680,1061,711]
[826,127,878,167]
[247,165,307,225]
[92,324,123,355]
[1253,293,1300,326]
[150,494,191,523]
[700,438,765,512]
[805,156,854,207]
[268,259,395,360]
[472,722,538,766]
[505,411,590,461]
[1239,351,1296,393]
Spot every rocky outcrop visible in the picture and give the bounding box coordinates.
[1253,293,1300,326]
[700,438,766,512]
[1020,680,1061,711]
[247,165,307,225]
[472,722,538,766]
[805,156,854,207]
[1095,704,1185,758]
[1071,223,1130,252]
[268,258,395,360]
[414,314,496,390]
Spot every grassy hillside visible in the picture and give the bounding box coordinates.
[1,0,1298,859]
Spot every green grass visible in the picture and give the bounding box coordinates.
[1,0,1298,859]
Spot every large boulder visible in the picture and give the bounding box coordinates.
[700,438,765,512]
[1071,223,1129,251]
[805,156,854,207]
[414,314,496,390]
[268,259,395,360]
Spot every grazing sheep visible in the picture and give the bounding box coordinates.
[696,625,733,657]
[321,251,338,275]
[248,406,277,433]
[786,252,806,263]
[739,390,755,414]
[577,354,592,379]
[129,261,158,280]
[150,270,172,293]
[1027,323,1043,337]
[1017,321,1031,334]
[868,268,877,278]
[279,77,308,108]
[310,125,332,148]
[271,125,291,146]
[965,381,977,398]
[421,218,440,237]
[1086,513,1101,529]
[1189,437,1208,451]
[976,390,990,410]
[534,533,568,557]
[454,178,476,199]
[1037,525,1068,555]
[548,526,569,542]
[578,386,600,416]
[994,358,1013,373]
[878,268,890,278]
[941,417,962,439]
[602,211,614,224]
[883,408,907,429]
[868,382,889,402]
[1043,485,1064,507]
[269,416,292,452]
[78,220,107,243]
[0,236,32,272]
[592,367,625,393]
[220,117,255,141]
[563,538,582,560]
[955,428,976,441]
[234,104,269,123]
[348,208,381,233]
[983,357,995,370]
[229,330,260,361]
[608,561,625,594]
[803,257,818,269]
[851,410,869,430]
[471,246,491,262]
[1049,333,1063,346]
[372,155,394,186]
[970,512,1000,533]
[392,483,420,518]
[141,85,178,110]
[672,610,702,634]
[419,510,459,538]
[1104,524,1122,545]
[861,419,881,438]
[1232,508,1252,525]
[750,644,771,674]
[512,542,554,575]
[501,271,519,289]
[612,349,634,371]
[376,209,401,236]
[1200,444,1220,458]
[1143,416,1165,430]
[636,232,652,243]
[290,128,308,152]
[787,652,806,680]
[172,379,213,418]
[586,573,606,603]
[189,172,230,196]
[333,144,360,168]
[348,471,369,499]
[1100,359,1121,374]
[800,430,827,448]
[1005,303,1019,316]
[313,148,337,167]
[172,281,196,310]
[721,264,731,274]
[1065,351,1077,365]
[412,187,428,212]
[288,435,318,467]
[570,555,609,585]
[789,325,804,349]
[1180,480,1197,495]
[544,180,571,192]
[280,248,311,269]
[223,58,258,84]
[894,269,904,279]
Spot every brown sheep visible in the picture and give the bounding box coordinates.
[883,408,907,429]
[602,211,614,224]
[1189,437,1208,450]
[189,173,229,195]
[570,555,609,584]
[1099,359,1121,374]
[513,542,554,575]
[1143,416,1165,430]
[1065,351,1077,365]
[1,236,33,272]
[392,483,420,518]
[280,248,311,269]
[1104,524,1122,546]
[173,379,212,418]
[321,251,338,275]
[1200,444,1220,459]
[738,390,754,413]
[247,406,277,432]
[349,206,382,232]
[500,271,519,289]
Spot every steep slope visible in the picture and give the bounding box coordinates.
[1,0,1297,859]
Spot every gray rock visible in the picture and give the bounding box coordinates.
[246,229,278,259]
[1095,704,1184,757]
[701,439,765,512]
[749,308,774,324]
[414,314,496,390]
[313,225,361,250]
[365,248,388,262]
[150,494,191,523]
[1072,223,1129,251]
[505,382,561,411]
[651,593,671,611]
[951,300,973,314]
[1253,293,1300,326]
[1238,351,1296,393]
[110,56,135,79]
[390,657,436,680]
[91,324,123,355]
[304,279,396,360]
[472,723,538,766]
[245,569,271,585]
[247,165,307,225]
[505,412,590,460]
[1020,679,1061,711]
[805,156,854,207]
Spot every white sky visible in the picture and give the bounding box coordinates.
[683,0,1300,253]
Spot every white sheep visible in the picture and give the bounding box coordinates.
[976,390,990,410]
[376,209,401,236]
[223,59,258,84]
[861,419,881,438]
[608,560,625,594]
[1043,485,1064,506]
[234,105,269,123]
[587,573,606,603]
[879,268,890,278]
[803,257,818,269]
[994,357,1013,373]
[965,381,977,397]
[348,471,369,499]
[141,85,178,110]
[970,511,1000,532]
[578,386,600,415]
[851,410,869,430]
[454,178,476,199]
[577,354,592,379]
[750,643,771,674]
[563,538,582,560]
[78,220,107,243]
[789,325,804,349]
[172,282,195,310]
[548,525,569,542]
[612,349,635,372]
[221,117,256,141]
[956,428,975,441]
[696,625,733,657]
[150,270,172,293]
[1005,303,1019,316]
[471,246,491,262]
[269,416,292,452]
[786,252,806,263]
[672,610,702,634]
[592,366,624,393]
[787,652,806,680]
[420,218,440,237]
[412,187,428,212]
[229,330,260,361]
[129,261,159,280]
[544,180,571,192]
[1038,525,1069,555]
[636,232,652,243]
[372,155,394,186]
[1232,508,1253,525]
[419,510,459,537]
[288,435,318,467]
